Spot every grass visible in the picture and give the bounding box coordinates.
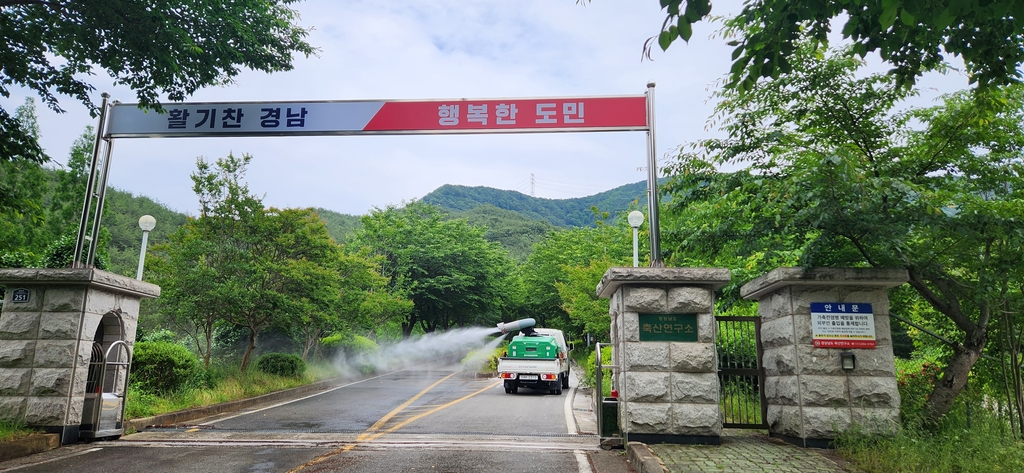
[0,420,41,442]
[836,409,1024,472]
[720,381,763,425]
[125,361,339,419]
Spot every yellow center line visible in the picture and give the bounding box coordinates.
[286,374,498,473]
[359,380,498,442]
[362,372,456,435]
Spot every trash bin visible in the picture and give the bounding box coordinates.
[601,397,620,437]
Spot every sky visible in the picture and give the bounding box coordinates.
[9,0,972,217]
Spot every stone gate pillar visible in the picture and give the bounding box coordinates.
[597,267,730,445]
[740,267,906,448]
[0,268,160,444]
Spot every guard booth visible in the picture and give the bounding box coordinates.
[0,268,159,444]
[80,335,132,440]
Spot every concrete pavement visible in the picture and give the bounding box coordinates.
[4,370,859,473]
[644,430,857,473]
[568,384,855,473]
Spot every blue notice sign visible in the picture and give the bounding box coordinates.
[810,302,875,348]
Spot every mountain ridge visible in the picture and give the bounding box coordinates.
[421,180,650,228]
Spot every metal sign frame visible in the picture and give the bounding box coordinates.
[73,84,663,267]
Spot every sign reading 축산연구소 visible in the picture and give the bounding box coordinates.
[811,302,876,348]
[638,314,698,342]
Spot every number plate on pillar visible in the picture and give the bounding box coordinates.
[638,313,698,342]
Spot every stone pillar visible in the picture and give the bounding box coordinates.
[0,269,160,444]
[740,267,906,448]
[597,267,730,445]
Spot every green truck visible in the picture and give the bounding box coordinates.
[496,319,570,395]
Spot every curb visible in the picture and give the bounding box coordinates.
[0,379,343,464]
[627,441,668,473]
[0,434,60,462]
[125,377,341,431]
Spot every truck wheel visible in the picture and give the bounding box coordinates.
[505,387,512,394]
[561,371,570,389]
[511,385,518,394]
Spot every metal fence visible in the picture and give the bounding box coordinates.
[716,316,767,429]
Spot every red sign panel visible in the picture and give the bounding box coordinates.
[363,96,647,132]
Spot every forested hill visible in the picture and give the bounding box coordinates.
[421,180,651,228]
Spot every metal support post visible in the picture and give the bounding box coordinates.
[645,82,662,266]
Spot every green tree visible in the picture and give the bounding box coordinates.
[521,209,636,337]
[354,201,514,338]
[153,153,270,369]
[150,217,223,368]
[0,97,48,254]
[1,0,316,164]
[44,127,94,242]
[268,208,374,361]
[662,44,1024,426]
[555,256,618,341]
[647,0,1024,90]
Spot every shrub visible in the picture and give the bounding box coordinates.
[322,333,379,358]
[580,346,613,397]
[255,353,306,378]
[896,358,943,424]
[41,233,109,270]
[131,341,204,394]
[461,344,505,374]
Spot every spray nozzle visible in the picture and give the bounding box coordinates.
[495,318,536,335]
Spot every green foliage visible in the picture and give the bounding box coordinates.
[650,0,1024,90]
[521,212,636,335]
[322,333,379,358]
[0,419,40,442]
[661,43,1024,423]
[314,208,362,244]
[101,188,190,277]
[0,98,48,243]
[131,341,205,394]
[0,250,35,268]
[555,257,614,340]
[125,361,335,420]
[580,346,613,397]
[2,0,315,165]
[461,345,504,374]
[255,353,306,378]
[139,329,180,344]
[454,204,555,262]
[40,233,108,270]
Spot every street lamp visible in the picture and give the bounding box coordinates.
[627,211,644,267]
[137,215,156,280]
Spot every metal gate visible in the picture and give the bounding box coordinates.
[716,316,767,429]
[80,340,132,439]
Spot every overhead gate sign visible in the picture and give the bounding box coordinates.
[106,96,648,137]
[77,87,665,270]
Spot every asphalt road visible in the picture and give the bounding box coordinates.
[0,362,631,473]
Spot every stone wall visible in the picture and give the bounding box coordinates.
[740,267,906,447]
[0,268,159,443]
[598,267,730,444]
